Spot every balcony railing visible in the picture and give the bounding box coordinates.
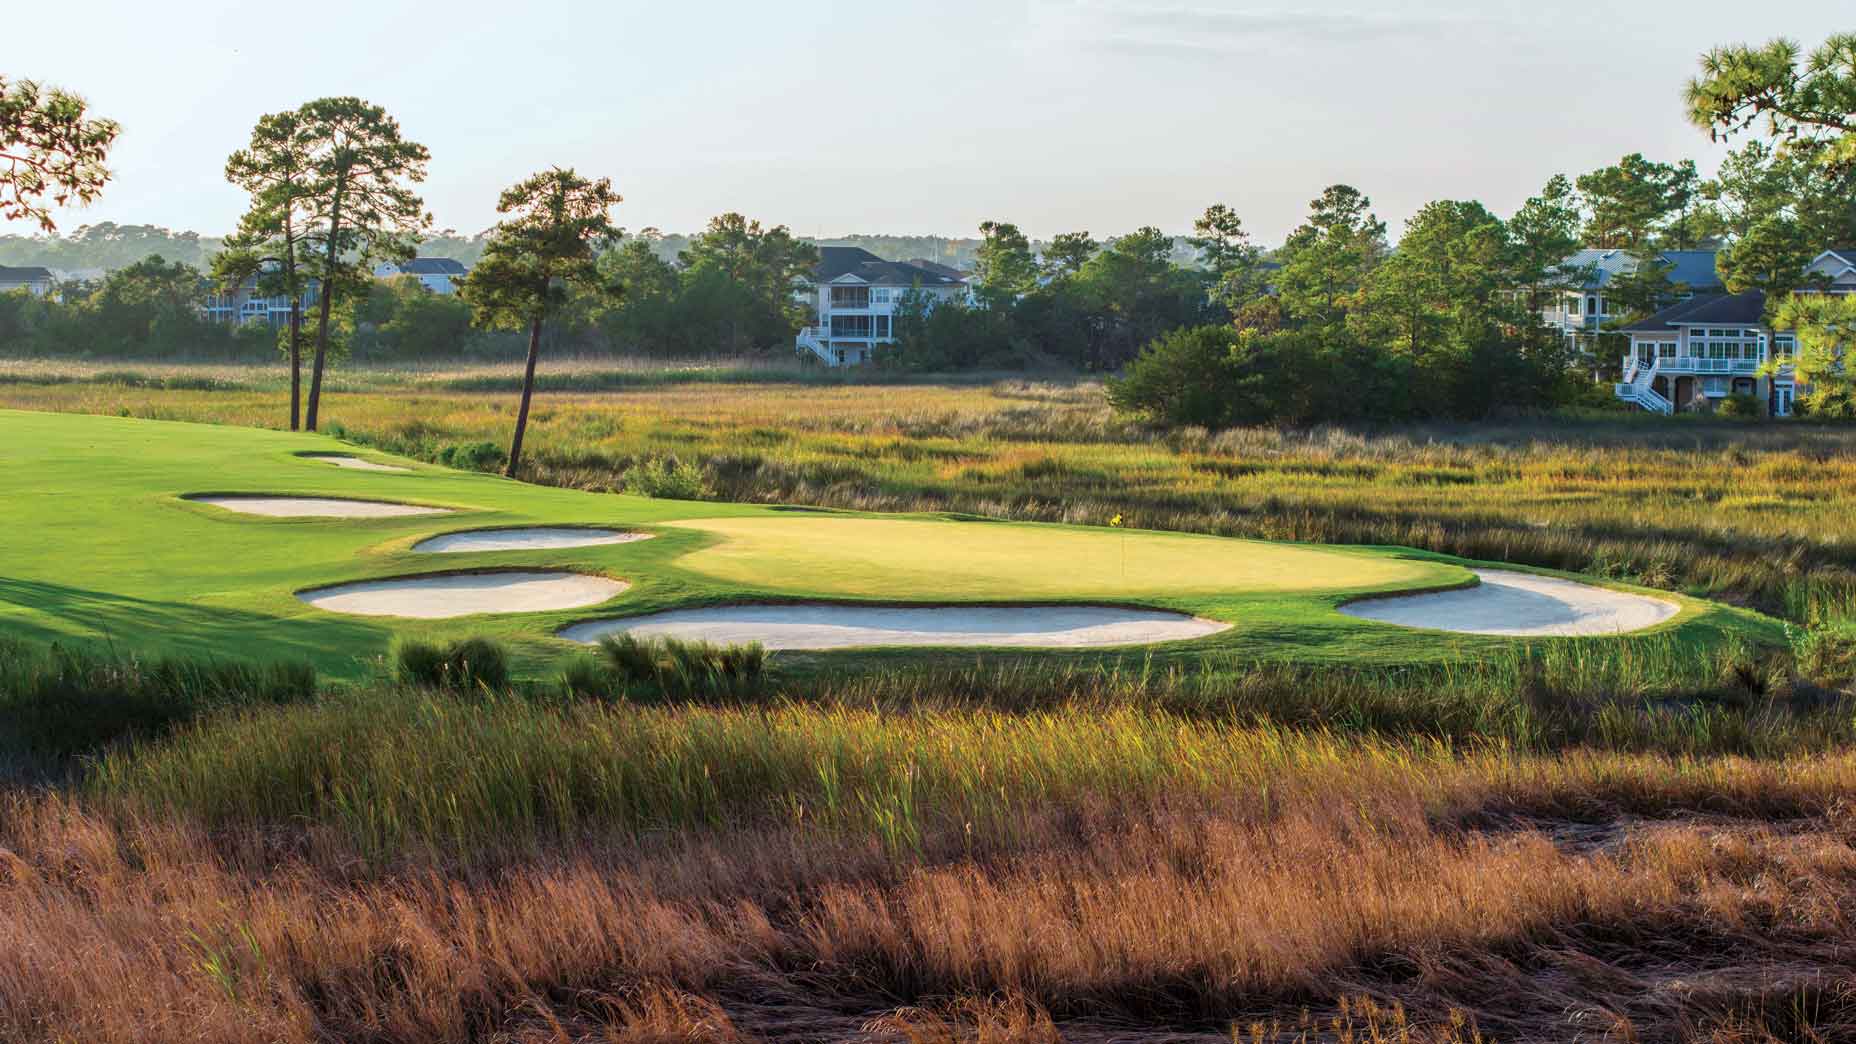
[1629,355,1764,374]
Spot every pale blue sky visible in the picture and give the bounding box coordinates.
[4,1,1847,243]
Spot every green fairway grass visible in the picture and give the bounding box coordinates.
[0,408,1776,678]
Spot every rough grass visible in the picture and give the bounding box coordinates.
[8,700,1856,1042]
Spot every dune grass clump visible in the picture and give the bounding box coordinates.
[393,636,511,693]
[585,633,767,701]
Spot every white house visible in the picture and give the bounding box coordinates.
[795,247,968,366]
[1614,291,1795,415]
[1612,250,1856,417]
[1803,246,1856,292]
[0,265,54,297]
[1538,249,1721,351]
[373,257,469,294]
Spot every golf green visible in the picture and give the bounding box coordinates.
[0,409,1767,678]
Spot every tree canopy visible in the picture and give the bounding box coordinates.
[0,76,118,231]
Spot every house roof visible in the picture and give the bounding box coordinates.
[1621,290,1767,332]
[1658,250,1723,290]
[813,246,964,287]
[0,265,54,283]
[394,257,469,275]
[1551,248,1720,290]
[905,257,969,280]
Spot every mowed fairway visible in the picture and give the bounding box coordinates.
[0,409,1764,677]
[665,516,1442,597]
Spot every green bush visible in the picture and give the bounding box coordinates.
[622,456,712,500]
[1717,392,1764,419]
[1106,325,1239,427]
[395,636,511,692]
[438,440,508,473]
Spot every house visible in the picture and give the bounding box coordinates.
[0,265,55,297]
[1613,291,1794,415]
[373,257,469,294]
[1803,247,1856,292]
[203,272,320,329]
[795,247,969,366]
[1539,248,1721,350]
[1612,249,1856,417]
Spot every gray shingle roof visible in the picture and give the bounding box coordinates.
[1620,291,1767,332]
[814,246,963,287]
[0,265,54,283]
[396,257,468,275]
[1551,248,1720,290]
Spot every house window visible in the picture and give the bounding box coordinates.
[1773,335,1795,360]
[829,314,874,338]
[1658,342,1676,359]
[875,315,891,338]
[829,286,870,309]
[1703,376,1728,396]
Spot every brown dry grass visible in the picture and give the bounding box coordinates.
[6,741,1856,1043]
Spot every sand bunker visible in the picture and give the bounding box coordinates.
[559,604,1230,650]
[307,454,410,472]
[188,495,451,518]
[413,527,653,554]
[1339,569,1679,636]
[299,571,626,619]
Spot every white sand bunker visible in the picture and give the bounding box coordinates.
[560,604,1230,650]
[300,571,626,619]
[413,527,654,553]
[1340,569,1679,636]
[189,495,451,518]
[306,454,410,472]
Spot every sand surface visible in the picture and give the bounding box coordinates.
[300,571,626,619]
[190,495,451,518]
[311,455,411,472]
[559,604,1230,650]
[1339,569,1679,636]
[413,527,653,553]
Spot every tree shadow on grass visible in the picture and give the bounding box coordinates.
[0,576,393,673]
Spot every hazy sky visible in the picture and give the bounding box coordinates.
[4,1,1848,243]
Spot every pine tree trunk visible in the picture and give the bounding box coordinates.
[305,181,344,432]
[506,314,543,478]
[288,298,302,431]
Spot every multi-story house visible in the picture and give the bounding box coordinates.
[795,247,968,366]
[1539,248,1721,351]
[0,265,55,297]
[373,257,469,294]
[202,272,320,329]
[1613,249,1856,417]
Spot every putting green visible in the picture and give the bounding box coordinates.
[665,516,1443,597]
[0,408,1767,678]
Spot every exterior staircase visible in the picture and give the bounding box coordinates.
[1614,360,1673,414]
[795,326,835,366]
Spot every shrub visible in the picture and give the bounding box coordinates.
[438,440,508,473]
[1106,325,1239,427]
[1717,392,1763,419]
[595,633,767,700]
[623,456,712,500]
[396,636,511,692]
